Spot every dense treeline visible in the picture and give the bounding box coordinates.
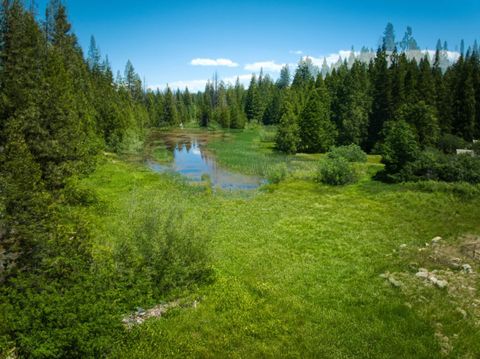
[0,0,148,279]
[150,24,480,161]
[0,1,213,357]
[149,23,480,182]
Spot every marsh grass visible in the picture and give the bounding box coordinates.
[74,127,480,358]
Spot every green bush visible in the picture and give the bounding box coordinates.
[317,157,358,185]
[438,134,468,154]
[399,149,480,184]
[327,144,367,163]
[472,141,480,155]
[267,163,288,184]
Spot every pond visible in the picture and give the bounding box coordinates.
[146,131,265,190]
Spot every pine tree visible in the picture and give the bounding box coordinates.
[277,65,290,89]
[396,101,440,147]
[337,61,371,146]
[262,88,283,125]
[87,35,101,71]
[292,57,315,90]
[299,78,337,152]
[244,75,262,122]
[275,97,300,154]
[124,60,142,99]
[382,23,396,52]
[367,47,393,150]
[161,86,178,125]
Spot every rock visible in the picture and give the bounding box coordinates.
[462,264,472,273]
[418,268,429,273]
[388,276,403,288]
[450,257,461,269]
[399,244,407,249]
[416,271,429,279]
[435,279,448,289]
[431,236,442,245]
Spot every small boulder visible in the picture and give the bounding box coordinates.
[462,264,473,274]
[431,236,442,245]
[415,271,429,279]
[435,279,448,289]
[388,276,403,288]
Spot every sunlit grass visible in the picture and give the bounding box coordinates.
[76,127,480,358]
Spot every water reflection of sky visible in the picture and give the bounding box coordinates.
[147,135,264,190]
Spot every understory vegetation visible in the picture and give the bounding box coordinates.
[1,1,480,358]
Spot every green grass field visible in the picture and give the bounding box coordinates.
[79,128,480,358]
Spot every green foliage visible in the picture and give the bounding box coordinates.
[275,100,300,154]
[327,144,368,163]
[113,199,214,296]
[317,157,358,185]
[438,133,468,154]
[400,149,480,184]
[396,101,440,147]
[266,163,288,184]
[299,82,337,153]
[379,120,420,179]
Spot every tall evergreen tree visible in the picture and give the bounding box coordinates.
[382,23,396,52]
[277,65,291,89]
[275,96,300,154]
[161,86,178,125]
[367,47,393,150]
[244,74,262,122]
[299,77,337,152]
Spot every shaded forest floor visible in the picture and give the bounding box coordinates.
[81,127,480,358]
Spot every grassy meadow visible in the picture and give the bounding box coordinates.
[77,127,480,358]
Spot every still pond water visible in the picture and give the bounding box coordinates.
[147,131,265,190]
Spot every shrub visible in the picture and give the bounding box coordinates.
[327,144,367,163]
[317,157,358,185]
[472,141,480,155]
[400,149,480,184]
[377,120,419,181]
[438,134,468,154]
[267,163,288,184]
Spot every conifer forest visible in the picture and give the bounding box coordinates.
[1,1,480,358]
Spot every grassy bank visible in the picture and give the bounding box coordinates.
[62,128,480,358]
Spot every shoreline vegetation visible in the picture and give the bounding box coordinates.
[1,0,480,357]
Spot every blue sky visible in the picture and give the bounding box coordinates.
[35,0,480,91]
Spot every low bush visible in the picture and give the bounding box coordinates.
[267,163,288,184]
[399,149,480,184]
[327,144,367,163]
[438,134,468,154]
[317,157,358,185]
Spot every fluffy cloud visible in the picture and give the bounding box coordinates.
[289,50,303,55]
[190,58,238,67]
[304,49,461,68]
[304,50,360,67]
[149,74,253,92]
[148,79,208,92]
[244,61,286,72]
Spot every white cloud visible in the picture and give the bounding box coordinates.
[303,49,461,68]
[190,58,238,67]
[244,61,286,72]
[290,50,303,55]
[148,79,208,92]
[222,74,253,86]
[421,50,460,62]
[303,50,360,67]
[149,74,253,92]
